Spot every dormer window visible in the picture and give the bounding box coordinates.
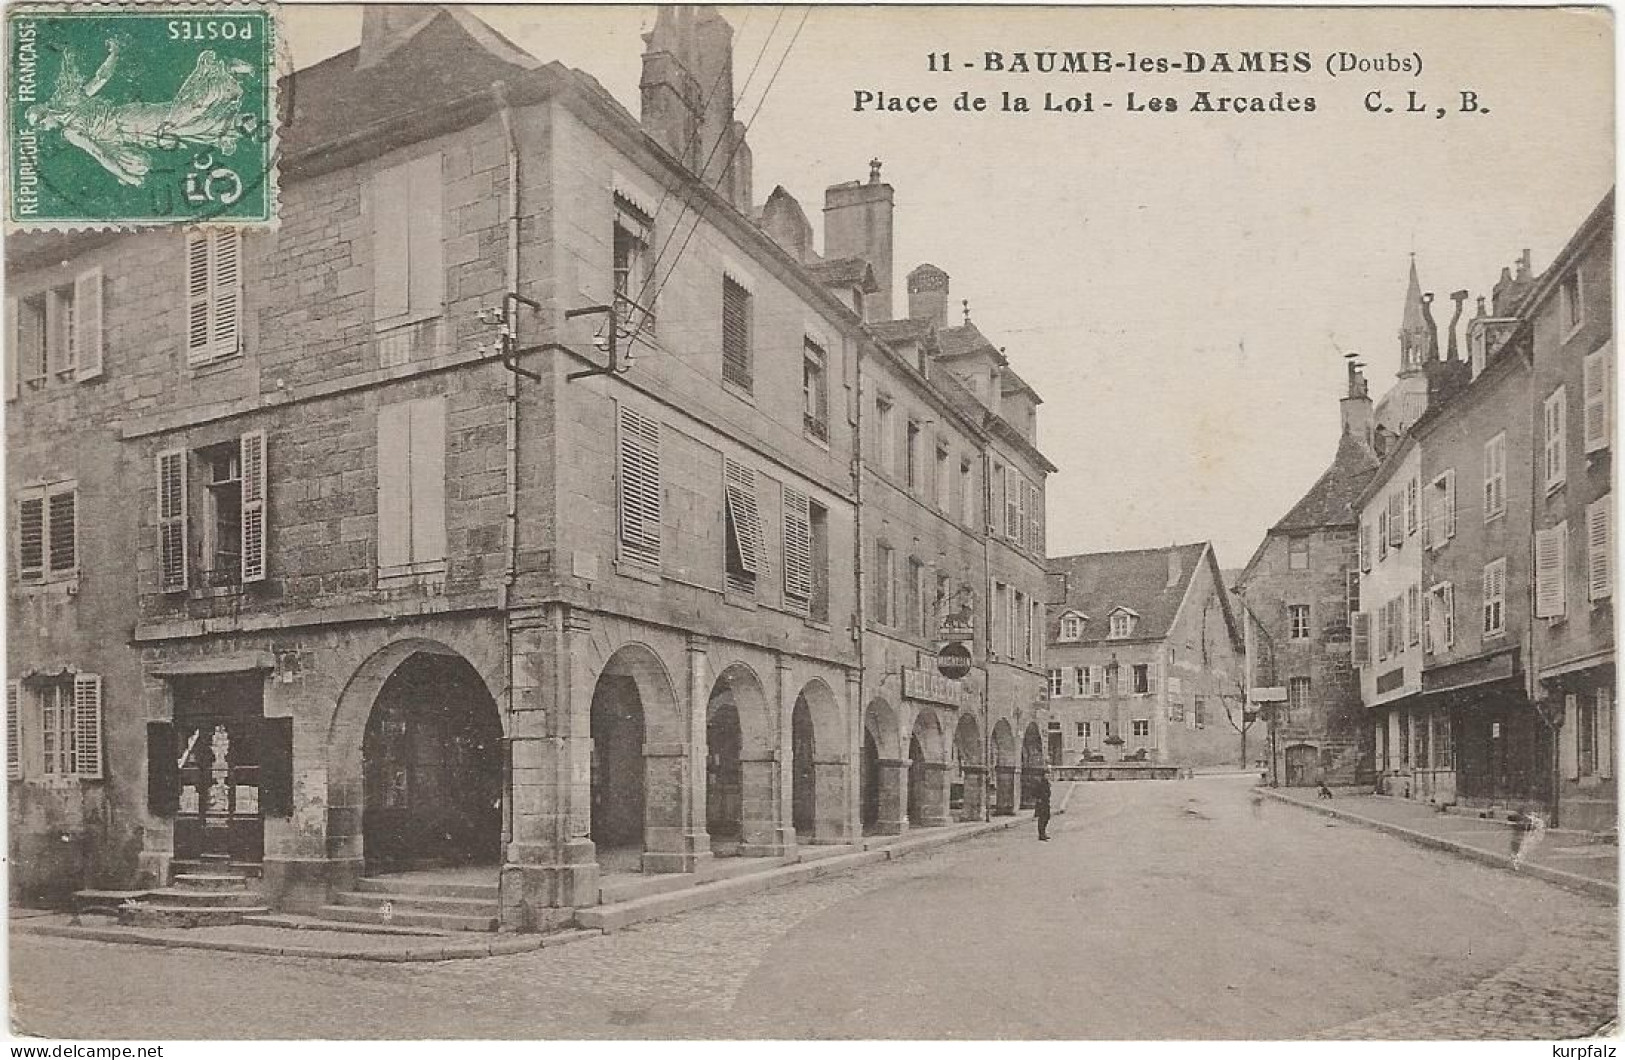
[1059,611,1085,642]
[1108,608,1138,639]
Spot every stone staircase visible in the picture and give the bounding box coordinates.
[320,875,500,933]
[117,868,269,928]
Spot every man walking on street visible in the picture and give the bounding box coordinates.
[1035,770,1052,841]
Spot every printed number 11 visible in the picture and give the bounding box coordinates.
[927,51,952,71]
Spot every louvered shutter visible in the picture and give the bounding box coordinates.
[1408,585,1420,646]
[1545,388,1568,488]
[1534,524,1567,618]
[1444,470,1457,540]
[47,488,75,573]
[1378,510,1388,559]
[1423,591,1434,653]
[1406,478,1419,535]
[1359,522,1371,572]
[408,153,444,318]
[212,230,242,357]
[147,721,179,815]
[260,716,294,817]
[1421,488,1434,549]
[1562,694,1580,780]
[724,459,761,577]
[73,268,104,381]
[1442,584,1455,648]
[72,673,102,779]
[1587,498,1611,601]
[407,398,446,563]
[240,430,267,582]
[185,231,213,362]
[616,406,662,568]
[782,486,812,609]
[721,278,752,388]
[18,495,44,582]
[7,680,20,780]
[45,288,70,375]
[6,296,18,400]
[1584,347,1611,454]
[1598,687,1613,780]
[157,449,189,591]
[1351,611,1370,667]
[1388,493,1403,546]
[372,163,412,320]
[376,402,412,570]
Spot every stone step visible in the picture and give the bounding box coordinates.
[352,876,498,901]
[332,891,499,917]
[172,873,251,892]
[119,904,270,929]
[141,888,265,909]
[316,904,498,933]
[172,859,263,880]
[241,913,453,938]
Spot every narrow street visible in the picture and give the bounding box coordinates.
[11,775,1616,1040]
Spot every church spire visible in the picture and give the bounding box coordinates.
[1397,254,1430,377]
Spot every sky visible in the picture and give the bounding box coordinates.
[281,4,1614,570]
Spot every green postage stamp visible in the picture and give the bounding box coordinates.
[8,5,276,228]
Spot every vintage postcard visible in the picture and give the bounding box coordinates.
[3,1,1616,1048]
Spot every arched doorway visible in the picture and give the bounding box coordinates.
[590,669,645,854]
[585,644,684,874]
[908,709,948,828]
[707,663,773,856]
[862,699,901,835]
[1020,721,1045,808]
[790,678,846,844]
[362,651,503,873]
[791,696,816,837]
[991,718,1017,815]
[952,714,984,821]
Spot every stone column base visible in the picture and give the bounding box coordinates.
[502,837,600,928]
[642,830,715,874]
[913,761,953,827]
[262,856,360,914]
[875,757,910,835]
[993,765,1018,815]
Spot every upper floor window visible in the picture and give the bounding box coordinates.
[1483,432,1507,521]
[1059,612,1083,642]
[1288,604,1311,640]
[1560,269,1583,336]
[1130,664,1150,695]
[723,458,763,595]
[1288,535,1309,571]
[802,339,828,442]
[16,481,77,584]
[7,269,104,394]
[1587,496,1612,603]
[186,229,245,366]
[371,153,443,330]
[1422,470,1457,549]
[934,444,951,513]
[613,195,655,329]
[616,405,662,571]
[874,395,895,476]
[1048,669,1065,698]
[1287,676,1311,720]
[905,420,922,494]
[873,542,895,626]
[1544,386,1568,492]
[1108,610,1135,639]
[9,674,103,781]
[721,276,753,391]
[959,457,975,527]
[1583,345,1612,455]
[1424,582,1456,653]
[1482,558,1507,638]
[159,432,267,592]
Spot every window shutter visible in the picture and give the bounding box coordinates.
[1423,591,1434,654]
[157,450,189,591]
[1408,585,1420,646]
[45,288,70,375]
[47,488,75,573]
[1583,347,1611,454]
[1388,493,1403,546]
[146,721,179,815]
[376,402,412,569]
[408,398,446,564]
[1442,584,1455,648]
[1534,524,1568,618]
[7,680,20,780]
[73,673,103,779]
[1420,489,1434,549]
[240,430,267,583]
[1406,478,1418,535]
[18,495,44,582]
[6,296,18,400]
[782,486,813,608]
[721,278,752,388]
[1562,694,1580,780]
[408,153,444,317]
[260,716,294,817]
[1359,523,1371,572]
[1546,387,1568,489]
[617,405,663,569]
[1351,611,1370,667]
[372,163,412,320]
[186,230,213,361]
[74,268,104,381]
[1598,687,1613,780]
[1587,497,1611,601]
[1444,470,1457,540]
[212,230,242,357]
[1147,669,1160,695]
[724,459,762,576]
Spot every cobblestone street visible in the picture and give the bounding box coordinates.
[10,776,1617,1040]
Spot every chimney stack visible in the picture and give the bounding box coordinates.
[906,263,950,328]
[824,160,895,320]
[1340,364,1375,449]
[639,6,751,212]
[1166,549,1183,589]
[357,4,438,70]
[1446,290,1468,362]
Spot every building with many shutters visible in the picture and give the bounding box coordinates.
[5,5,1053,923]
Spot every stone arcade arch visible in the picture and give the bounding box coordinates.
[952,713,986,821]
[862,698,903,835]
[706,662,776,856]
[991,718,1018,815]
[790,678,847,844]
[1020,721,1045,808]
[907,708,951,828]
[585,643,685,874]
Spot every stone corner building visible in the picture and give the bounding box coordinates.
[5,5,1054,924]
[1236,372,1380,787]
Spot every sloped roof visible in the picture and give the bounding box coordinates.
[1270,431,1381,533]
[806,256,878,292]
[868,318,933,345]
[1047,543,1210,645]
[936,323,1008,364]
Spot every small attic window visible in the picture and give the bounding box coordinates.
[1109,610,1137,639]
[1059,613,1083,642]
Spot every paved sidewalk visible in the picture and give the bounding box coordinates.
[1263,787,1617,898]
[12,785,1071,962]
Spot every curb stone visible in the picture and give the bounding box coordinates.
[1262,788,1617,901]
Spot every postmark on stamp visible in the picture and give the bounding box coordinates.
[8,5,276,229]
